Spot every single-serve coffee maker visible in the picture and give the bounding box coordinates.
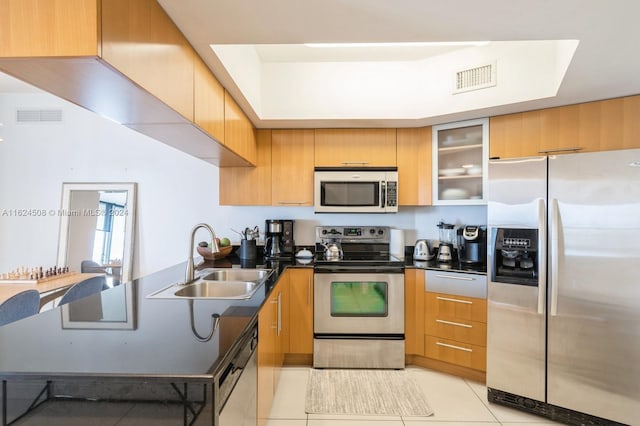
[264,219,295,259]
[457,225,487,265]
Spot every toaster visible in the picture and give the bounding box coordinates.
[413,239,434,260]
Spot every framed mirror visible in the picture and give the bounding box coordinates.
[57,182,136,284]
[57,183,137,329]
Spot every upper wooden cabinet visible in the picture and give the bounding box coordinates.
[490,95,640,159]
[271,130,315,206]
[219,130,272,205]
[224,92,257,165]
[101,0,195,121]
[397,127,432,206]
[194,57,225,143]
[0,0,256,167]
[0,0,99,57]
[314,128,397,167]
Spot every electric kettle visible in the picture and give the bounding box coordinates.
[413,239,434,261]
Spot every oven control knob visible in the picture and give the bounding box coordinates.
[321,229,328,235]
[378,229,384,235]
[369,228,376,234]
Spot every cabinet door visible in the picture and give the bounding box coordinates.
[273,273,289,389]
[404,268,425,356]
[0,0,99,57]
[397,127,432,206]
[101,0,195,120]
[432,118,488,205]
[490,95,640,159]
[288,268,314,354]
[194,57,225,142]
[224,91,257,164]
[272,130,314,206]
[257,291,276,426]
[314,129,396,167]
[219,130,272,205]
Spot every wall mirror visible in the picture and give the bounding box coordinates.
[57,183,137,329]
[57,182,136,284]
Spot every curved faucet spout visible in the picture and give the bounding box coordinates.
[185,223,219,284]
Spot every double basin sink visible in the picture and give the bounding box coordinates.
[147,268,273,300]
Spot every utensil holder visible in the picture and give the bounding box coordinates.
[239,239,257,260]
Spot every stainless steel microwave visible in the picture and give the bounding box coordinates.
[314,167,398,213]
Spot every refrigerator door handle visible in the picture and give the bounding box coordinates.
[550,198,559,317]
[537,198,547,315]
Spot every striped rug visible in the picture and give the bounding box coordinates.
[305,368,434,417]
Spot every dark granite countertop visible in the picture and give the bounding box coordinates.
[0,255,303,382]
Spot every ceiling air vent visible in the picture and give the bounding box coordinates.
[16,109,63,123]
[454,63,496,94]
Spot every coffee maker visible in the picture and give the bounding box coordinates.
[264,219,295,259]
[457,225,487,265]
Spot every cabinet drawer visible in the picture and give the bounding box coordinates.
[425,292,487,323]
[424,335,486,371]
[425,270,486,299]
[425,316,486,346]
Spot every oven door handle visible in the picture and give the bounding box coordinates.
[313,265,405,274]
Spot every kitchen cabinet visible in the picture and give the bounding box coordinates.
[224,91,257,165]
[0,0,254,167]
[219,130,272,205]
[257,273,289,426]
[101,0,195,121]
[397,127,432,206]
[314,128,397,167]
[424,291,487,372]
[194,57,225,143]
[271,130,315,206]
[404,268,425,356]
[489,95,640,159]
[432,118,488,205]
[287,268,314,356]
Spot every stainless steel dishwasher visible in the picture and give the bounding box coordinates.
[214,323,258,426]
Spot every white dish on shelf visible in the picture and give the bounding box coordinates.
[439,168,466,176]
[441,188,470,200]
[465,165,483,175]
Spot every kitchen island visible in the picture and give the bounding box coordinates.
[0,258,292,426]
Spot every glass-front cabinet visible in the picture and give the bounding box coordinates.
[432,118,488,205]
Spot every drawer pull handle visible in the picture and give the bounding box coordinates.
[436,319,472,328]
[436,341,473,352]
[436,296,472,305]
[278,201,307,205]
[538,147,583,154]
[435,274,474,281]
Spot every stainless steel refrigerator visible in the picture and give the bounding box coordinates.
[486,149,640,425]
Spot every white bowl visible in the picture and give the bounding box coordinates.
[465,165,483,175]
[439,168,466,177]
[441,188,470,200]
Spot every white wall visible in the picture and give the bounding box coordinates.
[0,92,486,279]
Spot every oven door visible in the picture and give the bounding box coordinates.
[313,271,404,335]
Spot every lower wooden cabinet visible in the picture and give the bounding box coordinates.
[288,268,314,355]
[257,273,289,426]
[423,291,487,372]
[404,268,425,356]
[424,335,487,371]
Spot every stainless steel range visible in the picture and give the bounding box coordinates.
[313,226,405,369]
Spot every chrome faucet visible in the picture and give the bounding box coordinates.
[184,223,219,284]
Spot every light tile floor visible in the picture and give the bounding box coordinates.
[267,366,564,426]
[9,366,564,425]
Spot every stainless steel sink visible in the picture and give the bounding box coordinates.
[146,268,273,300]
[174,281,261,299]
[200,269,271,283]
